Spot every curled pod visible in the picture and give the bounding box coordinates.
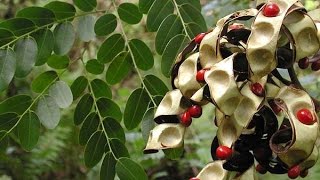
[223,151,254,173]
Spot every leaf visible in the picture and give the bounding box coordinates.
[0,18,36,36]
[109,138,129,158]
[186,22,204,39]
[84,131,107,168]
[155,14,183,54]
[97,34,125,64]
[0,132,8,152]
[36,95,61,129]
[31,71,58,93]
[0,95,32,115]
[116,157,148,180]
[0,49,16,91]
[45,1,76,21]
[175,0,201,11]
[96,98,122,122]
[105,52,132,85]
[16,7,55,26]
[139,0,155,14]
[0,28,15,47]
[53,22,75,55]
[146,0,174,32]
[17,112,40,151]
[14,37,38,78]
[118,3,143,24]
[86,59,104,75]
[141,107,155,142]
[103,117,125,143]
[79,112,99,145]
[94,14,117,36]
[0,113,18,131]
[71,76,88,100]
[73,0,97,12]
[32,29,54,66]
[48,81,73,108]
[90,79,112,99]
[129,39,154,70]
[124,88,150,130]
[47,54,69,69]
[179,4,207,33]
[77,15,95,42]
[162,34,188,77]
[100,152,116,180]
[163,146,184,160]
[74,94,93,125]
[143,75,168,96]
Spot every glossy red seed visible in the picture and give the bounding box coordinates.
[196,69,206,82]
[250,82,264,97]
[256,164,267,174]
[296,108,314,125]
[288,165,301,179]
[300,169,308,178]
[180,111,192,127]
[216,146,233,160]
[195,33,206,44]
[188,105,202,118]
[298,58,309,69]
[263,3,280,17]
[311,61,320,71]
[270,101,282,115]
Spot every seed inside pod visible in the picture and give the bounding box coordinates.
[196,69,207,83]
[188,105,202,118]
[250,82,265,97]
[194,33,206,44]
[180,111,192,127]
[263,3,280,17]
[296,109,314,125]
[288,165,301,179]
[216,146,233,160]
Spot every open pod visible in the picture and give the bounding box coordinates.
[247,0,298,81]
[154,89,187,124]
[144,123,185,154]
[270,86,318,167]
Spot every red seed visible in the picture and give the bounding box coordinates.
[298,58,309,69]
[269,100,282,115]
[263,3,280,17]
[288,165,301,179]
[195,33,206,44]
[188,105,202,118]
[296,108,315,125]
[216,146,233,160]
[180,111,192,127]
[250,82,264,97]
[196,69,207,83]
[256,164,267,174]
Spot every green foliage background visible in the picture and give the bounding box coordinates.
[0,0,319,179]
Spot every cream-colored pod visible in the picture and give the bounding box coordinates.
[190,86,210,106]
[308,8,320,41]
[284,11,319,61]
[174,52,202,97]
[271,86,318,167]
[299,145,318,170]
[199,9,258,68]
[205,54,243,115]
[217,77,266,147]
[154,89,186,124]
[247,0,298,81]
[196,161,235,180]
[144,123,185,153]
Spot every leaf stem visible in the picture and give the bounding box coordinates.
[172,0,192,40]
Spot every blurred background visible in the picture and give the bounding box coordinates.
[0,0,319,179]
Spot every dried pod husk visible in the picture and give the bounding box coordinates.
[211,136,219,160]
[144,123,185,154]
[308,8,320,21]
[174,53,202,97]
[233,53,249,82]
[284,11,320,61]
[223,151,254,173]
[265,81,281,98]
[154,89,186,124]
[190,86,210,105]
[196,161,236,180]
[299,145,319,171]
[226,28,251,45]
[205,54,243,115]
[246,0,298,81]
[270,86,319,168]
[276,47,294,69]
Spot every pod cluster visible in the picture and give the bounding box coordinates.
[144,0,320,179]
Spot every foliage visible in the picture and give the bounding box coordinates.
[0,0,319,179]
